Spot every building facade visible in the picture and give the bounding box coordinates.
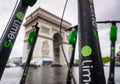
[22,7,72,65]
[116,47,120,62]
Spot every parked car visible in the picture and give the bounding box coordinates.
[6,64,11,68]
[6,64,16,68]
[21,61,40,69]
[51,63,62,67]
[115,62,120,67]
[42,60,53,65]
[30,61,40,67]
[104,62,110,67]
[73,63,79,66]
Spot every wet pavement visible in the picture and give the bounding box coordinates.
[26,66,68,84]
[0,66,120,84]
[0,66,70,84]
[1,67,22,84]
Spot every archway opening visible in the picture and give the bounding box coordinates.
[53,33,62,64]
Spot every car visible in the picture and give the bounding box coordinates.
[21,61,40,69]
[51,63,62,67]
[30,61,40,67]
[104,62,110,67]
[73,63,79,66]
[6,64,16,68]
[115,62,120,67]
[42,60,53,65]
[6,64,11,68]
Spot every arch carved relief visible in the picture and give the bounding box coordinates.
[41,40,49,58]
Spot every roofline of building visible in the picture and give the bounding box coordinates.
[24,7,71,28]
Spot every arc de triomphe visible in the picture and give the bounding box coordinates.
[22,7,72,65]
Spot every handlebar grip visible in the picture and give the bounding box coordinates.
[110,25,117,41]
[23,0,37,7]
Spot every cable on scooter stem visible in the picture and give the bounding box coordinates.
[58,0,76,84]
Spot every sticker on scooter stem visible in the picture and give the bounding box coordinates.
[81,46,92,57]
[16,12,24,20]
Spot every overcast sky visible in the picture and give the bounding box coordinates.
[0,0,120,58]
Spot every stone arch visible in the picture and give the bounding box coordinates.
[23,7,72,65]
